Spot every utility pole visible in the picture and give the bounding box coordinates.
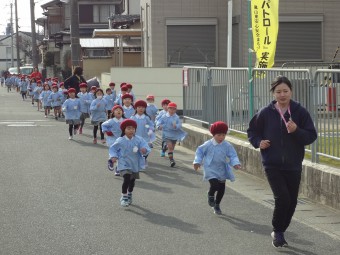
[15,0,20,73]
[10,3,14,67]
[70,0,81,69]
[30,0,39,67]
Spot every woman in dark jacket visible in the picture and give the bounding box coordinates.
[64,66,87,94]
[247,76,317,248]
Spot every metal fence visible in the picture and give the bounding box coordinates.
[182,67,340,163]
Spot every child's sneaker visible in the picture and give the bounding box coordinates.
[93,138,97,144]
[207,192,215,207]
[55,116,58,120]
[107,159,114,171]
[127,193,133,205]
[44,115,47,118]
[170,159,176,167]
[114,170,120,176]
[271,232,288,248]
[101,139,106,144]
[213,204,222,215]
[79,128,82,134]
[68,136,73,140]
[160,150,165,157]
[120,195,129,207]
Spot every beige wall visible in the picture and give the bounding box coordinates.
[83,58,113,80]
[106,67,184,109]
[83,53,142,80]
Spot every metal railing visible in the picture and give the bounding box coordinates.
[182,66,340,163]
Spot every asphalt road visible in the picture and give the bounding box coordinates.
[0,87,339,255]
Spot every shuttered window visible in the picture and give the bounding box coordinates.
[276,22,322,61]
[167,25,216,66]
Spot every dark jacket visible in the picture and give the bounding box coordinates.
[247,100,317,171]
[64,75,86,94]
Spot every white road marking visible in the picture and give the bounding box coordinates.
[7,124,37,127]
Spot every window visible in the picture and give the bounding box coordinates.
[79,4,115,24]
[84,49,110,58]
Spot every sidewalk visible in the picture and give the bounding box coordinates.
[173,141,340,240]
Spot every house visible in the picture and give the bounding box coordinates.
[0,31,41,71]
[139,0,340,67]
[37,0,126,80]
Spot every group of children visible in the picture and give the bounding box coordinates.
[9,78,242,217]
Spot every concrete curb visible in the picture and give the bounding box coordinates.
[182,123,340,211]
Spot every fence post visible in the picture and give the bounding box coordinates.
[311,72,319,163]
[207,68,213,126]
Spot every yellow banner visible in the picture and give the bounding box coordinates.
[251,0,279,69]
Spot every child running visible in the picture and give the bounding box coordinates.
[115,85,128,106]
[77,83,92,134]
[62,88,81,140]
[109,119,151,207]
[109,82,117,101]
[104,88,115,119]
[19,76,28,100]
[48,84,64,120]
[146,95,158,122]
[156,102,187,167]
[33,80,43,111]
[102,105,125,176]
[121,93,135,118]
[39,83,52,118]
[130,100,155,167]
[90,88,108,144]
[193,121,241,215]
[156,98,170,157]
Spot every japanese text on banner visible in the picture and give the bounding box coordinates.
[251,0,279,69]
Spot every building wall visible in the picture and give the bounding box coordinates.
[141,0,340,68]
[141,0,228,68]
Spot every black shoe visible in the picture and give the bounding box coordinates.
[170,159,176,167]
[271,232,288,248]
[107,159,114,171]
[213,204,222,215]
[55,116,58,120]
[207,192,215,207]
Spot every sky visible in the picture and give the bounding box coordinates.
[0,0,50,35]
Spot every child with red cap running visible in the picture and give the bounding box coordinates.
[102,105,126,176]
[156,102,187,167]
[193,121,241,215]
[109,119,151,207]
[62,88,82,140]
[146,95,158,122]
[156,98,170,157]
[121,93,135,118]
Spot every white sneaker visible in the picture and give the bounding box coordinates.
[44,115,47,118]
[68,136,73,140]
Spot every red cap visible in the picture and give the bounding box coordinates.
[122,93,133,101]
[52,84,58,89]
[90,86,97,91]
[112,105,123,112]
[68,88,76,94]
[109,82,115,87]
[37,80,42,84]
[63,90,69,95]
[210,121,228,136]
[79,83,87,88]
[167,102,177,108]
[121,85,128,92]
[126,83,133,89]
[134,100,147,109]
[120,119,137,132]
[59,82,64,87]
[120,82,127,88]
[146,95,154,100]
[161,99,171,105]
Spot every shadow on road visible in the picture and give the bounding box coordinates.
[128,204,203,234]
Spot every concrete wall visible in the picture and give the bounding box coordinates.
[107,67,183,108]
[181,123,340,211]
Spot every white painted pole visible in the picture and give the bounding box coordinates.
[227,0,233,67]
